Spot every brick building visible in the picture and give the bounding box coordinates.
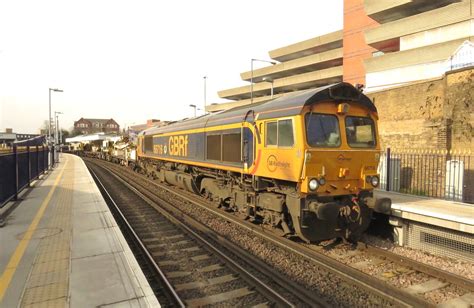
[128,119,167,133]
[127,119,169,142]
[73,118,120,135]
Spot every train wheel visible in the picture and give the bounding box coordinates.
[200,188,208,199]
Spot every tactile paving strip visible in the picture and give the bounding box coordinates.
[19,159,75,307]
[23,297,67,308]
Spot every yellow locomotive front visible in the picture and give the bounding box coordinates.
[297,101,385,242]
[251,83,390,243]
[301,101,380,196]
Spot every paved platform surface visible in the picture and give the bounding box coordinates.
[375,190,474,234]
[0,153,159,307]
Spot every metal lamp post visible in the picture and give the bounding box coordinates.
[48,88,63,145]
[53,111,63,165]
[189,104,197,117]
[250,58,276,104]
[54,111,63,145]
[203,76,207,114]
[48,88,63,168]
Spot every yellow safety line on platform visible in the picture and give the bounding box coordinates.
[0,157,69,302]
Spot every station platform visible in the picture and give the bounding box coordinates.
[0,153,159,307]
[374,190,473,262]
[374,190,474,234]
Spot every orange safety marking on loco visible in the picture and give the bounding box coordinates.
[249,149,262,175]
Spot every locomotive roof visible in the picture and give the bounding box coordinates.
[141,82,376,135]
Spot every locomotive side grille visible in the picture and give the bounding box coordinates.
[206,134,222,161]
[222,133,241,163]
[144,136,153,152]
[405,221,474,262]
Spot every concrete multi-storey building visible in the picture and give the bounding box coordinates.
[209,0,473,112]
[208,30,343,112]
[360,0,474,91]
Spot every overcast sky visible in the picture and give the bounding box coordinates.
[0,0,342,134]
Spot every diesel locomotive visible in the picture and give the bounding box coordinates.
[137,82,390,243]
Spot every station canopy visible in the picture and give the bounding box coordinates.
[65,133,121,144]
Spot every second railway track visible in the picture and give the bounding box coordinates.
[85,157,474,307]
[87,158,328,307]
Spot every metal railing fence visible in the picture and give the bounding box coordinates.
[0,145,53,208]
[449,44,473,71]
[379,148,473,204]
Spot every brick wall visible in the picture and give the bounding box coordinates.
[445,68,474,150]
[367,67,474,152]
[369,67,473,203]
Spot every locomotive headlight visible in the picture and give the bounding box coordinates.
[309,178,319,191]
[371,176,379,187]
[318,177,326,186]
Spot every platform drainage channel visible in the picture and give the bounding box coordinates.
[405,221,474,262]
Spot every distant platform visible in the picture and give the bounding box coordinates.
[0,153,159,307]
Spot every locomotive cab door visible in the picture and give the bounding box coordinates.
[242,124,255,169]
[242,111,257,170]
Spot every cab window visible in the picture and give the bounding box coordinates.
[278,119,294,147]
[266,122,277,146]
[345,116,376,148]
[266,119,294,147]
[305,113,340,147]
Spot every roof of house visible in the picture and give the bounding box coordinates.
[75,118,119,125]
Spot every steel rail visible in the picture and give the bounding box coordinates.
[98,161,434,308]
[150,180,432,307]
[364,244,474,292]
[89,160,302,307]
[88,167,186,308]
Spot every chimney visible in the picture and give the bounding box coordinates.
[147,119,160,127]
[6,128,13,133]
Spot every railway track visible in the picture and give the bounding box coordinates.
[89,166,182,307]
[86,159,328,307]
[362,244,474,293]
[86,158,474,307]
[307,241,474,305]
